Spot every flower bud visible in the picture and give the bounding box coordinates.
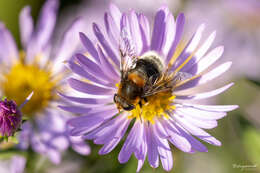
[0,99,22,137]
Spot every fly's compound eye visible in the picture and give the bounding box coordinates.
[113,94,118,103]
[114,94,135,111]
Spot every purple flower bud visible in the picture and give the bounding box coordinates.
[0,99,22,137]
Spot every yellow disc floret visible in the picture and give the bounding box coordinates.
[1,61,57,116]
[128,91,176,124]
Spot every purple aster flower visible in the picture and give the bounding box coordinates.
[10,156,26,173]
[61,4,238,172]
[0,99,22,137]
[0,0,89,164]
[61,0,181,43]
[0,155,26,173]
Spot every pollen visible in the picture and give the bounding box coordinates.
[0,61,57,116]
[128,92,176,124]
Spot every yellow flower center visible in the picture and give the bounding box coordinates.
[1,60,57,116]
[128,92,176,124]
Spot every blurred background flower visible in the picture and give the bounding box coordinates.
[0,0,90,172]
[184,0,260,79]
[0,155,26,173]
[0,0,259,173]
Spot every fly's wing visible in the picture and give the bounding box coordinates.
[142,71,193,97]
[173,72,193,82]
[119,27,138,79]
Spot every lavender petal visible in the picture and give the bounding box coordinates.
[68,78,114,95]
[166,13,185,63]
[0,23,18,65]
[175,83,234,100]
[93,23,120,67]
[118,121,144,163]
[150,9,166,53]
[19,6,33,48]
[79,32,100,63]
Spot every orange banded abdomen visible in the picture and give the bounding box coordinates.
[128,72,145,87]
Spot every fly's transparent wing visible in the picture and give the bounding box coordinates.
[142,71,193,97]
[120,27,136,57]
[173,71,193,83]
[119,27,138,79]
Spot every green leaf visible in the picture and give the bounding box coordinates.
[1,96,7,101]
[9,135,19,144]
[4,135,8,142]
[0,148,26,159]
[22,116,29,121]
[0,131,20,144]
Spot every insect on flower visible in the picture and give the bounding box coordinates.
[61,4,239,172]
[114,27,192,112]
